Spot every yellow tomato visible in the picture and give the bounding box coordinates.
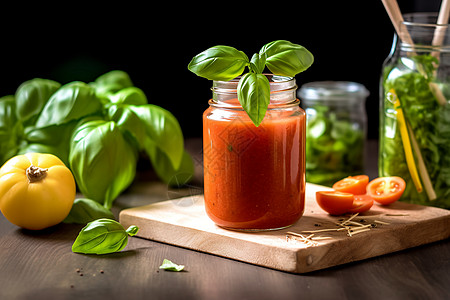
[0,153,76,230]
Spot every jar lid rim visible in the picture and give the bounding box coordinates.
[298,81,369,101]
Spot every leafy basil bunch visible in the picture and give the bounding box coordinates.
[0,70,193,209]
[188,40,314,126]
[72,218,139,255]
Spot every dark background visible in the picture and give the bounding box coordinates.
[0,0,443,140]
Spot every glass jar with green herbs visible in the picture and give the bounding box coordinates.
[298,81,369,186]
[380,13,450,208]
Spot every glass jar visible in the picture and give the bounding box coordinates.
[298,81,369,187]
[202,74,305,231]
[380,13,450,208]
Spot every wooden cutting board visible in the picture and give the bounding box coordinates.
[119,183,450,273]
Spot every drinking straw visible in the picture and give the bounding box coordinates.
[381,0,414,48]
[432,0,450,55]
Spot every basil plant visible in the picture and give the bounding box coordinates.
[0,70,194,209]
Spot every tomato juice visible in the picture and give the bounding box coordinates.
[203,97,306,230]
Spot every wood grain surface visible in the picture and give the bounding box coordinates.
[0,139,448,299]
[119,182,450,273]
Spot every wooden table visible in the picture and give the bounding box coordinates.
[0,139,448,300]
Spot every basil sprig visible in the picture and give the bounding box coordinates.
[188,40,313,126]
[72,218,139,255]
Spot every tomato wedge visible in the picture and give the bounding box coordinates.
[347,194,374,214]
[332,175,369,195]
[315,191,354,215]
[366,176,406,205]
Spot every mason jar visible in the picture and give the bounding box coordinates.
[380,13,450,208]
[298,81,369,187]
[202,74,305,231]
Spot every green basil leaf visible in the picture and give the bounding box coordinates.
[188,45,249,81]
[18,143,59,156]
[145,144,194,187]
[159,259,185,272]
[72,218,138,255]
[249,53,266,74]
[35,82,103,128]
[106,87,148,106]
[107,104,147,151]
[237,73,270,127]
[130,104,184,170]
[63,198,115,224]
[91,70,134,96]
[0,95,21,165]
[15,78,61,126]
[260,40,314,77]
[22,121,77,166]
[69,119,137,209]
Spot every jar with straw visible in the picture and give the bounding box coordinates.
[380,0,450,208]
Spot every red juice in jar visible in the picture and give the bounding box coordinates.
[202,75,305,231]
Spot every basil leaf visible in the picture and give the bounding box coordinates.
[106,87,148,106]
[91,70,134,96]
[15,78,61,127]
[69,119,137,209]
[145,144,194,187]
[159,259,185,272]
[63,198,115,224]
[107,104,147,150]
[0,95,21,165]
[237,73,270,127]
[130,104,184,170]
[35,82,103,128]
[260,40,314,77]
[22,121,77,166]
[72,218,138,255]
[188,45,249,81]
[249,53,266,74]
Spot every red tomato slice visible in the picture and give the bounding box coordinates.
[315,191,354,215]
[366,176,406,205]
[332,175,369,195]
[347,194,374,214]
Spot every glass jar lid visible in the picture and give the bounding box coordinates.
[298,81,369,103]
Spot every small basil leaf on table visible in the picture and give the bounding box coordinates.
[72,218,139,255]
[159,259,185,272]
[63,198,115,224]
